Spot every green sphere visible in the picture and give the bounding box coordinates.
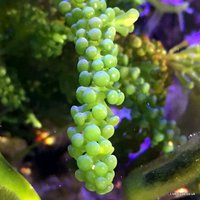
[88,28,102,41]
[108,67,120,82]
[82,88,97,104]
[74,112,86,126]
[104,27,116,40]
[72,8,83,21]
[107,90,119,105]
[89,0,102,10]
[94,161,108,176]
[107,115,119,126]
[103,155,117,170]
[105,8,115,21]
[101,39,114,51]
[77,58,89,72]
[95,177,108,191]
[103,55,117,68]
[76,28,86,38]
[91,58,104,71]
[85,170,96,183]
[77,154,93,171]
[79,71,91,86]
[75,37,88,55]
[84,124,101,141]
[93,71,110,87]
[67,127,76,139]
[99,139,113,155]
[116,92,125,105]
[85,46,98,60]
[99,14,108,23]
[71,133,84,147]
[83,6,95,18]
[76,86,86,103]
[86,141,100,156]
[101,124,114,139]
[76,19,87,29]
[92,104,107,120]
[89,17,102,28]
[58,1,71,14]
[75,169,84,182]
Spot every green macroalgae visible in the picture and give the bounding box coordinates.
[0,153,40,200]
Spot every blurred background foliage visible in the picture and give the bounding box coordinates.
[0,0,78,137]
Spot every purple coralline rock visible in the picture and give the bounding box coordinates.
[185,31,200,45]
[160,0,185,6]
[128,137,151,160]
[140,3,151,17]
[164,79,189,121]
[195,13,200,25]
[111,107,132,125]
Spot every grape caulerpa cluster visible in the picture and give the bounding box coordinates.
[117,35,185,153]
[0,64,26,109]
[118,34,169,101]
[58,0,139,194]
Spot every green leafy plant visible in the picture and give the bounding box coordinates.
[0,153,40,200]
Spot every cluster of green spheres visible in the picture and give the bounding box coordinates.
[58,0,139,194]
[23,4,68,59]
[118,49,185,153]
[0,65,26,108]
[119,35,169,96]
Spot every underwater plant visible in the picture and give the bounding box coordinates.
[58,0,139,194]
[0,0,200,199]
[0,153,40,200]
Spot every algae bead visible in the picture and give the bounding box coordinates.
[101,124,115,139]
[107,90,119,104]
[71,133,84,147]
[94,161,108,176]
[84,124,101,141]
[86,141,100,156]
[77,154,93,171]
[85,46,98,60]
[75,37,88,55]
[82,88,96,104]
[88,28,102,41]
[92,104,107,120]
[93,71,110,87]
[103,55,117,68]
[58,1,71,14]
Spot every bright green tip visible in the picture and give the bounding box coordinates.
[115,8,139,28]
